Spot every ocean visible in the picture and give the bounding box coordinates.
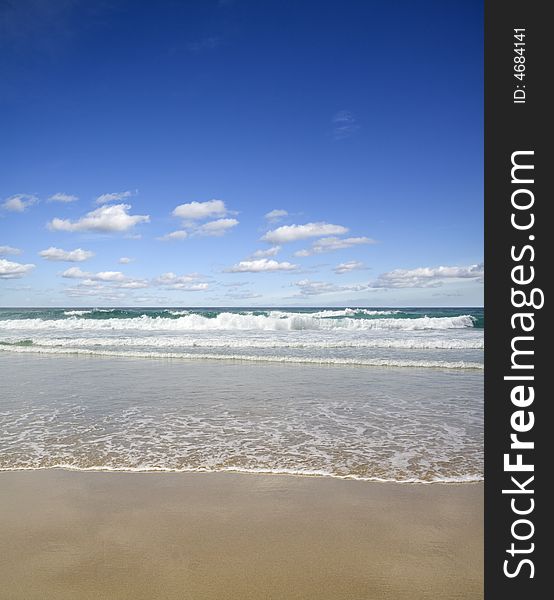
[0,307,483,483]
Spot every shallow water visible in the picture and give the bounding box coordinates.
[0,353,483,482]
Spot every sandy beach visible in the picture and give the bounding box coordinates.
[1,0,486,596]
[0,471,482,600]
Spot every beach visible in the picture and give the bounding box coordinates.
[0,308,484,598]
[1,0,486,594]
[0,471,483,600]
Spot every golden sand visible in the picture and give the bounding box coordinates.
[0,471,482,599]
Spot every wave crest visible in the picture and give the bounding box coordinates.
[0,312,476,332]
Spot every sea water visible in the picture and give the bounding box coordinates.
[0,307,483,482]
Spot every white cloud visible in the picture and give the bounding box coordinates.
[65,284,127,300]
[251,246,281,258]
[62,267,120,281]
[293,278,369,296]
[225,291,263,300]
[0,245,22,255]
[172,199,227,220]
[0,258,35,279]
[262,222,348,244]
[117,280,150,289]
[168,200,238,237]
[61,267,88,279]
[334,260,366,274]
[157,230,189,241]
[264,209,288,222]
[60,268,211,292]
[222,281,250,288]
[118,257,134,264]
[48,193,78,203]
[332,110,360,139]
[227,259,298,273]
[170,282,209,291]
[370,263,484,289]
[2,194,38,212]
[154,272,199,285]
[39,247,94,262]
[293,280,338,296]
[61,267,148,288]
[48,203,150,233]
[95,190,135,204]
[295,236,376,256]
[154,272,209,291]
[197,218,239,236]
[91,271,128,282]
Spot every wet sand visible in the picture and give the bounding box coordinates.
[0,471,483,599]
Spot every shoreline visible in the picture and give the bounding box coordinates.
[1,353,484,485]
[0,344,484,370]
[0,465,483,484]
[0,470,483,599]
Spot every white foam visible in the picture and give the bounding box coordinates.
[0,312,476,332]
[0,352,483,483]
[0,463,483,484]
[0,343,484,369]
[1,334,484,350]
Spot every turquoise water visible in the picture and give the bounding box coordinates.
[0,307,483,369]
[0,306,484,327]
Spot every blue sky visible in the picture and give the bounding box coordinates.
[0,0,483,307]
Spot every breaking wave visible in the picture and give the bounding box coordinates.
[0,312,477,332]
